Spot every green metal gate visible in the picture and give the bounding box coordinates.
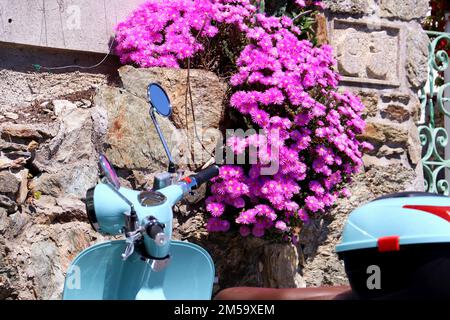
[419,31,450,194]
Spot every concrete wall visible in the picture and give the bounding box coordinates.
[0,0,145,53]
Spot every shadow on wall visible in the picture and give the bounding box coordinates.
[0,41,121,75]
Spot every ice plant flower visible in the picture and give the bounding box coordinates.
[115,0,369,243]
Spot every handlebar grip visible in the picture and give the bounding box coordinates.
[191,165,220,189]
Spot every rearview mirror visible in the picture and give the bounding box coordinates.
[147,83,172,117]
[147,83,176,173]
[98,154,121,189]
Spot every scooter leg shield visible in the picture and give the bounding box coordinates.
[63,240,215,300]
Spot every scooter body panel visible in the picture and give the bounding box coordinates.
[62,240,215,300]
[92,184,184,258]
[336,196,450,253]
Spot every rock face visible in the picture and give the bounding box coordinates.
[324,0,376,15]
[118,66,227,170]
[0,0,429,298]
[30,102,99,198]
[0,69,108,114]
[0,92,107,299]
[298,0,429,288]
[95,86,180,173]
[406,24,430,90]
[379,0,429,21]
[118,66,227,130]
[0,66,228,299]
[300,164,419,286]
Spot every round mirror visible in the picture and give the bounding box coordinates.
[147,83,172,117]
[98,154,121,189]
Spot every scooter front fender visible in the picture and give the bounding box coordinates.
[62,240,215,300]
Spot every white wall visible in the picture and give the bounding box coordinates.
[0,0,146,53]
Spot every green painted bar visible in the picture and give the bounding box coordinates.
[419,31,450,194]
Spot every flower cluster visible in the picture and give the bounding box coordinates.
[115,0,370,242]
[295,0,324,8]
[115,0,256,67]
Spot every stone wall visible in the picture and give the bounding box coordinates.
[0,60,229,299]
[297,0,429,286]
[0,1,430,299]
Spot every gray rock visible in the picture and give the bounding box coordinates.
[32,106,98,198]
[355,90,379,118]
[14,169,29,204]
[40,101,51,108]
[55,196,88,223]
[378,145,405,157]
[118,66,227,130]
[0,172,19,195]
[0,123,57,141]
[380,0,429,21]
[52,100,77,116]
[30,163,98,199]
[81,99,92,108]
[0,208,8,235]
[262,243,306,288]
[0,195,17,214]
[8,212,30,238]
[406,26,430,90]
[4,112,18,120]
[96,85,180,172]
[408,125,423,166]
[324,0,376,15]
[29,241,63,300]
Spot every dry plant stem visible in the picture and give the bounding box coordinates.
[184,21,215,162]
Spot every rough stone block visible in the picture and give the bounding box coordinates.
[331,19,401,87]
[406,25,430,90]
[381,104,411,122]
[354,90,380,118]
[324,0,376,15]
[380,0,430,21]
[359,121,409,144]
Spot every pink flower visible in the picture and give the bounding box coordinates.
[206,202,225,217]
[294,113,311,126]
[309,181,325,195]
[227,136,248,154]
[250,108,270,127]
[207,218,230,232]
[305,196,324,213]
[275,220,289,231]
[284,201,299,212]
[341,188,352,198]
[236,209,257,224]
[298,209,309,223]
[116,0,367,241]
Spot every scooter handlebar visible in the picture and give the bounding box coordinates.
[189,165,220,189]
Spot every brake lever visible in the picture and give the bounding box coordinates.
[121,228,144,261]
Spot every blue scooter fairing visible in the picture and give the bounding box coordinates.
[63,240,215,300]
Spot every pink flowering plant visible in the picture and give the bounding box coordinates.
[115,0,372,242]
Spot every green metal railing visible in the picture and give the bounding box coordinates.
[419,31,450,194]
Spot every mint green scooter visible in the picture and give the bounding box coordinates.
[63,84,220,300]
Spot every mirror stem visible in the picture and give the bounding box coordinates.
[150,110,177,173]
[105,183,136,214]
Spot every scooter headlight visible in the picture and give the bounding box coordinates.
[85,187,100,232]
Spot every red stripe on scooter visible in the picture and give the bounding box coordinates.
[403,205,450,223]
